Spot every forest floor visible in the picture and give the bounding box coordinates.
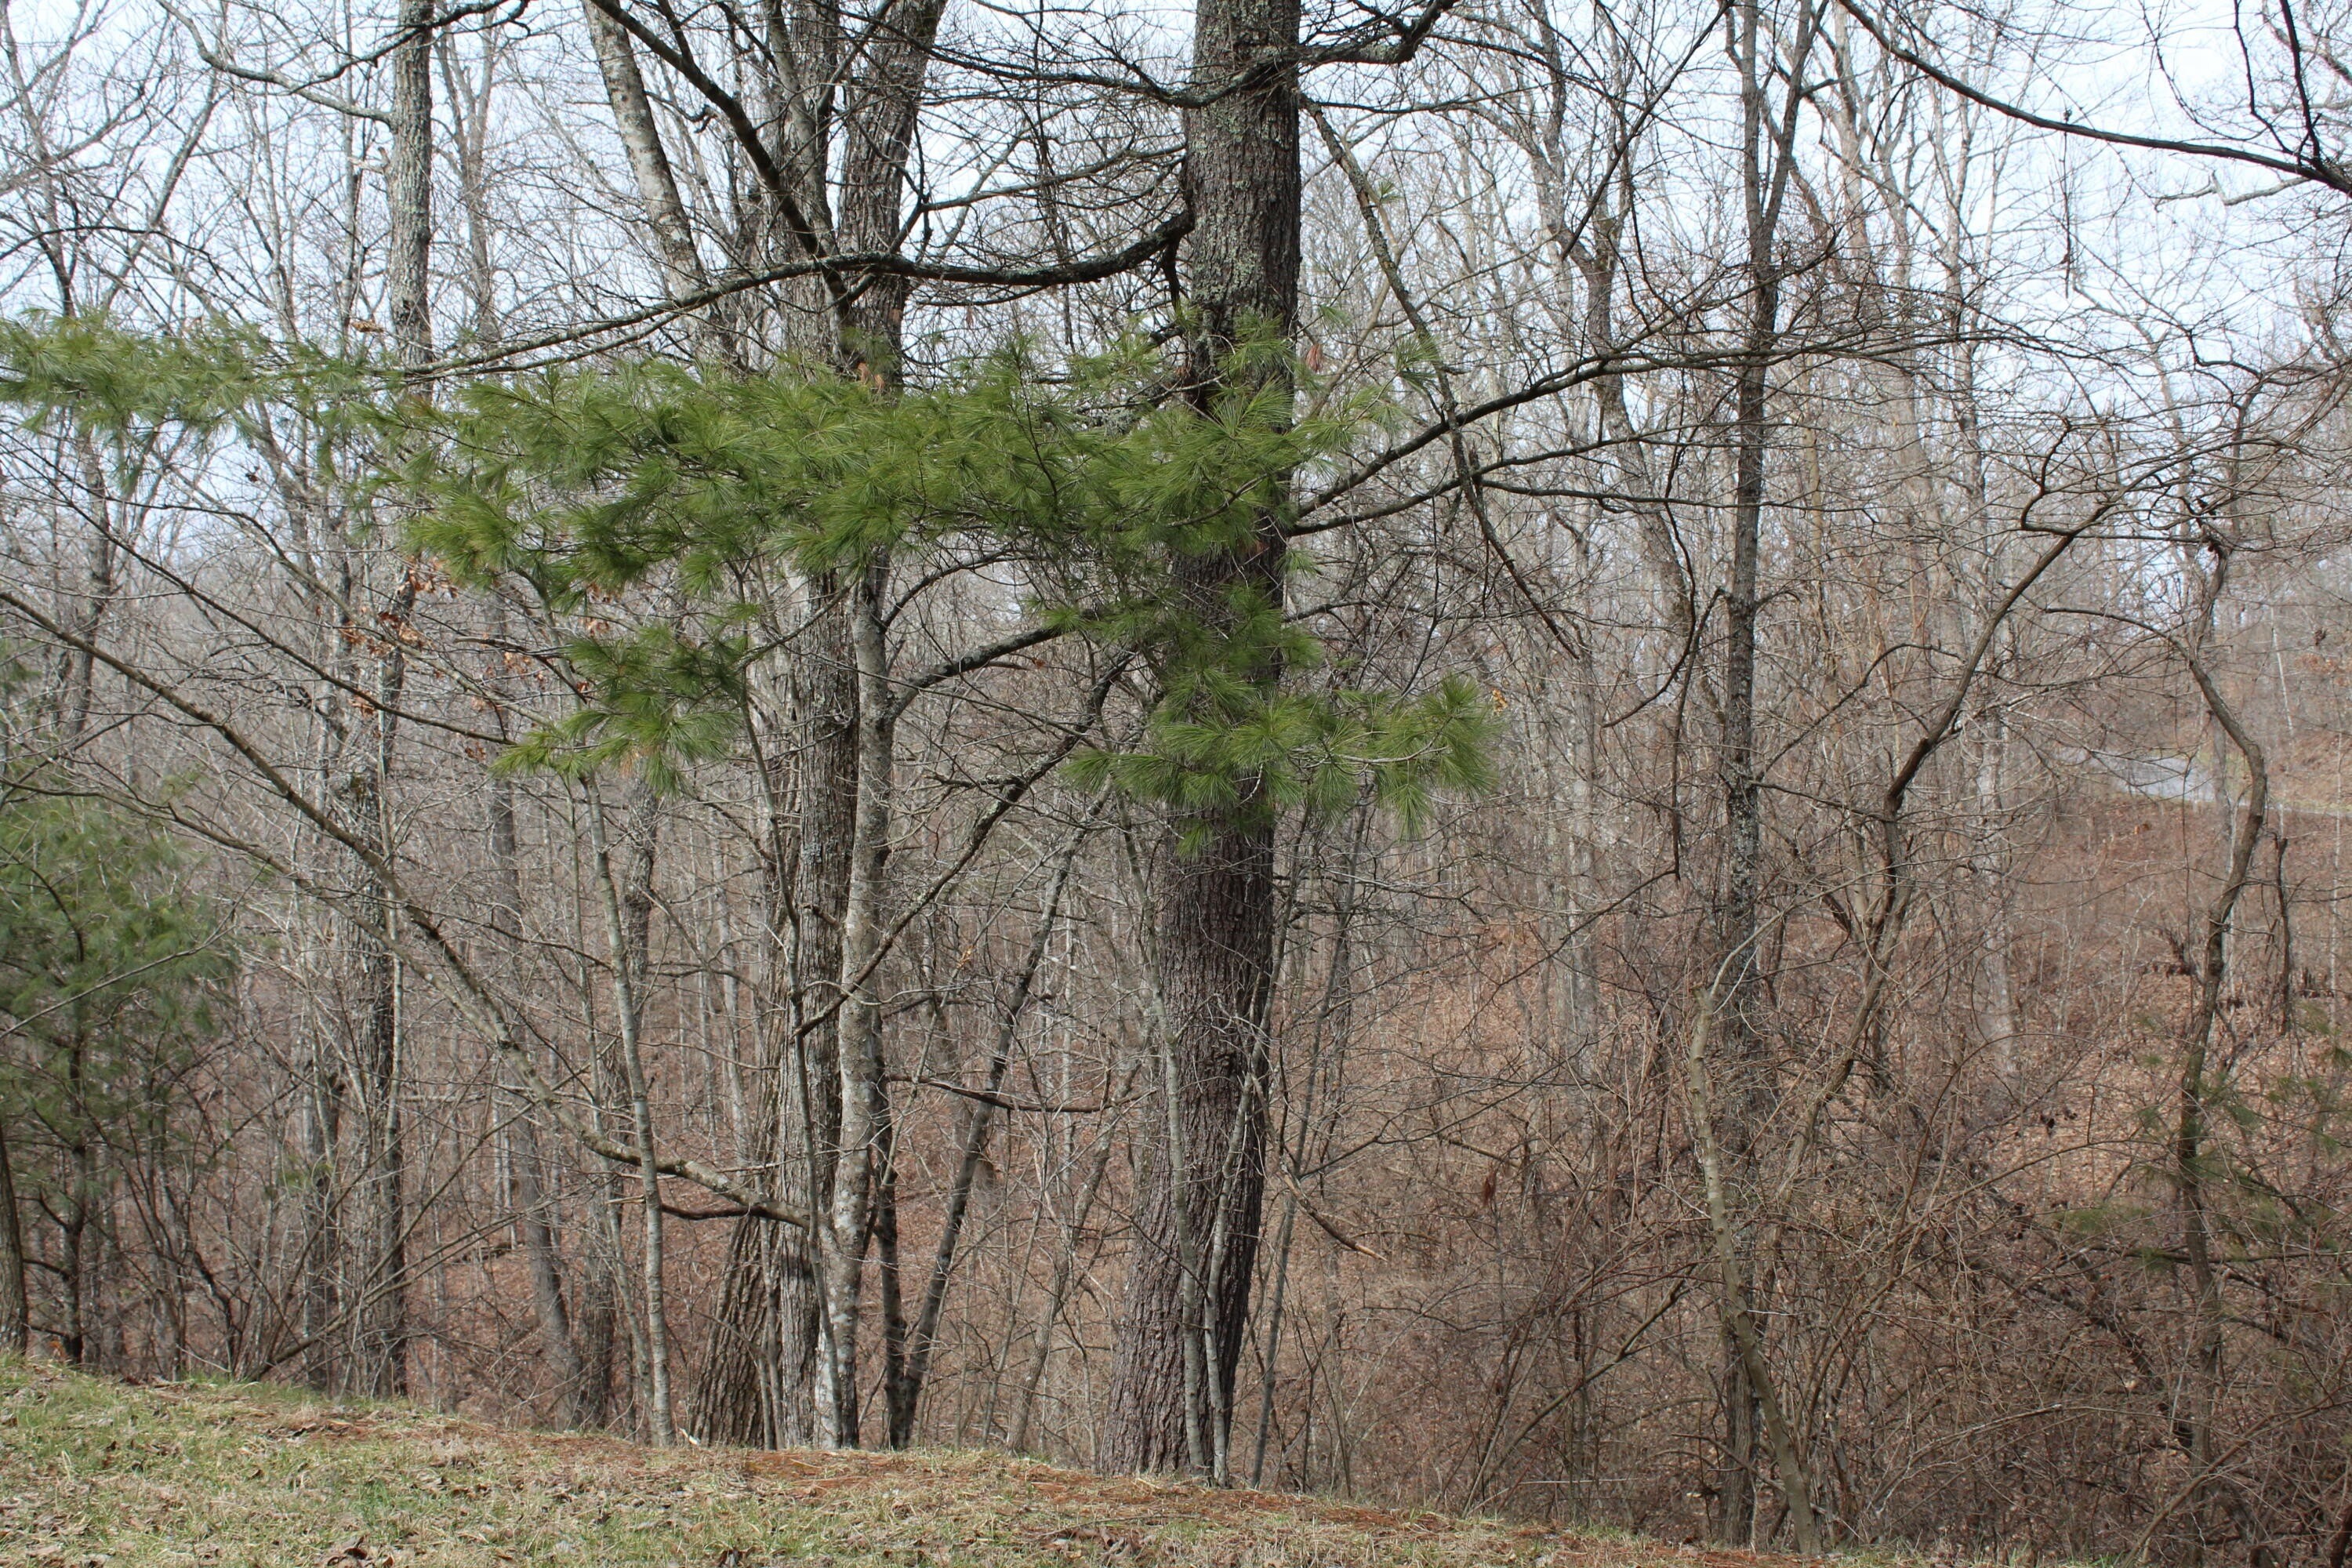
[0,1362,1793,1568]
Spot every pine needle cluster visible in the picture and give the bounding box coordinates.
[405,341,1494,834]
[0,317,1494,836]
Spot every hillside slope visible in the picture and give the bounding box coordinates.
[0,1364,1780,1568]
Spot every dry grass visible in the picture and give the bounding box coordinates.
[0,1362,1801,1568]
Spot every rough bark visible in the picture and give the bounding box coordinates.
[590,778,676,1444]
[1096,0,1301,1481]
[788,576,858,1437]
[56,434,115,746]
[347,0,434,1399]
[698,575,853,1446]
[1703,0,1814,1541]
[386,0,434,370]
[574,1185,622,1428]
[813,562,895,1448]
[0,1113,24,1356]
[690,0,942,1443]
[2172,551,2274,1568]
[834,0,946,369]
[294,968,342,1390]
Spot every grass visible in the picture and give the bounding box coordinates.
[0,1361,1777,1568]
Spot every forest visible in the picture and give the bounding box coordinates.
[0,0,2347,1560]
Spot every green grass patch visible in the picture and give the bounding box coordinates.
[0,1362,1747,1568]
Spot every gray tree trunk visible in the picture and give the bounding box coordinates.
[1097,0,1300,1479]
[0,1115,25,1356]
[695,0,943,1446]
[1702,1,1817,1543]
[583,0,736,363]
[347,0,434,1399]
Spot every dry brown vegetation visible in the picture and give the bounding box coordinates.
[3,0,2352,1563]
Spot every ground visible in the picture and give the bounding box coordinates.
[0,1362,1792,1568]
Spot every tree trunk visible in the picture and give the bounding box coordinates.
[834,0,945,369]
[590,779,676,1445]
[583,0,735,363]
[347,0,433,1400]
[1097,0,1300,1482]
[1708,299,1772,1552]
[575,1184,622,1428]
[814,562,896,1449]
[793,6,948,1429]
[349,822,408,1399]
[785,575,857,1438]
[696,579,853,1447]
[456,107,586,1414]
[1702,0,1815,1542]
[485,663,586,1422]
[57,432,116,746]
[0,1113,24,1356]
[692,706,816,1444]
[386,0,434,371]
[691,0,942,1439]
[2173,550,2272,1567]
[295,989,343,1391]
